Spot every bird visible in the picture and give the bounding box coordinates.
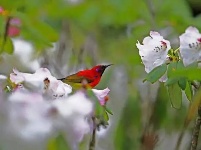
[58,64,112,89]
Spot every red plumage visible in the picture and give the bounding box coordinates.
[59,64,112,89]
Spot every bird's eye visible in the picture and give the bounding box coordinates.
[96,68,100,72]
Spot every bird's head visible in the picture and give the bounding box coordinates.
[92,64,113,76]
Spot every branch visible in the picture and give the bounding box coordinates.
[190,105,201,150]
[89,116,96,150]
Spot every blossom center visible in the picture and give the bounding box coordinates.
[153,41,167,53]
[188,38,201,50]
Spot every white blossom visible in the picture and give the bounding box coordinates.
[51,91,93,149]
[13,39,40,70]
[179,26,201,66]
[92,87,110,105]
[0,91,53,150]
[136,31,171,73]
[1,68,111,149]
[10,68,72,99]
[0,89,94,150]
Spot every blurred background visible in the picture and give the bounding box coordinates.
[1,0,201,149]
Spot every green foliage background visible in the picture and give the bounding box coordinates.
[1,0,201,149]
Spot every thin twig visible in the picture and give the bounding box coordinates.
[190,105,201,150]
[175,126,186,150]
[89,116,96,150]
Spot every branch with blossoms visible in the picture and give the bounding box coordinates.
[0,67,112,150]
[136,26,201,150]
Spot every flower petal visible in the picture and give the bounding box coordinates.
[136,31,170,73]
[10,68,72,98]
[92,87,110,105]
[179,26,201,66]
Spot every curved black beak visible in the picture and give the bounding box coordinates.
[99,64,113,76]
[104,64,113,68]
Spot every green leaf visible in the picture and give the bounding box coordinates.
[15,12,58,49]
[177,60,185,69]
[0,37,14,54]
[176,61,187,90]
[178,77,187,90]
[166,61,187,89]
[47,134,70,150]
[105,106,113,115]
[167,83,182,109]
[165,77,179,86]
[144,64,167,83]
[185,81,192,101]
[169,67,201,81]
[167,61,177,78]
[33,20,58,42]
[103,111,109,121]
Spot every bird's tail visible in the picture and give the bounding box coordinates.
[57,77,65,81]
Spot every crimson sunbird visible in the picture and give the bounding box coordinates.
[59,64,112,89]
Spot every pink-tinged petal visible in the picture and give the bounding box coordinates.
[35,68,51,76]
[10,72,25,84]
[0,6,4,13]
[9,18,21,26]
[0,6,8,16]
[7,17,21,37]
[92,87,110,105]
[136,31,170,75]
[179,26,201,66]
[185,26,199,34]
[7,26,20,37]
[150,31,164,40]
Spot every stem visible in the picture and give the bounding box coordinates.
[175,126,185,150]
[190,105,201,150]
[174,48,180,53]
[89,117,96,150]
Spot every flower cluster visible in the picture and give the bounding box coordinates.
[0,68,110,149]
[136,26,201,81]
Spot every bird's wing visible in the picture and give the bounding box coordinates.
[59,73,93,84]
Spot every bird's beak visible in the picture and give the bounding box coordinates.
[104,64,113,68]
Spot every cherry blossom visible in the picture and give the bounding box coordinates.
[179,26,201,66]
[136,31,171,73]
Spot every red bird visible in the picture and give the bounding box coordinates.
[59,64,112,89]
